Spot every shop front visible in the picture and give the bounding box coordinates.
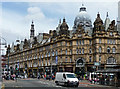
[75,58,86,76]
[64,67,73,72]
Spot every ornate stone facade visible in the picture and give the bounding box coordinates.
[7,7,120,77]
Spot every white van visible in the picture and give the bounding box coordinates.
[55,72,79,87]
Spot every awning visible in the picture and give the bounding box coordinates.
[96,69,120,73]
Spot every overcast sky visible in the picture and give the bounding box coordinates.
[0,0,120,46]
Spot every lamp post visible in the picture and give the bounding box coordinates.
[50,62,52,80]
[0,36,7,82]
[50,49,53,80]
[6,45,10,80]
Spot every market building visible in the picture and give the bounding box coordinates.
[6,5,120,77]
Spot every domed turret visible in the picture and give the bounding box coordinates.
[60,18,69,30]
[59,18,70,36]
[94,12,103,26]
[73,4,92,35]
[93,12,104,32]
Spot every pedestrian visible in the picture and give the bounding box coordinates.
[49,75,51,81]
[37,73,40,79]
[52,74,55,80]
[44,74,46,80]
[33,73,35,78]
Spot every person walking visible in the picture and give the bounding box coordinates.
[37,73,40,79]
[44,74,46,80]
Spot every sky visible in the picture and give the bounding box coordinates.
[0,0,120,47]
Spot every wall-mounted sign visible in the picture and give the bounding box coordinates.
[76,58,85,67]
[94,62,100,66]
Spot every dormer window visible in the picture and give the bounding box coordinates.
[110,32,113,36]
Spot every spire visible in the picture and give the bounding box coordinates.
[82,4,84,6]
[97,12,100,18]
[63,17,66,22]
[59,19,61,24]
[60,17,69,31]
[30,20,35,38]
[104,12,110,31]
[106,12,108,18]
[93,12,103,31]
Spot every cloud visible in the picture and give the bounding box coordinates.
[1,5,58,44]
[1,0,120,2]
[25,6,57,33]
[25,7,45,21]
[1,2,119,45]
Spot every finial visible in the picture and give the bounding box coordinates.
[97,12,100,18]
[59,19,61,23]
[32,20,34,24]
[82,4,84,6]
[107,12,108,17]
[63,17,65,22]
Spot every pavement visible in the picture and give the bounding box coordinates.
[2,78,120,89]
[0,82,1,89]
[20,78,119,88]
[0,82,5,89]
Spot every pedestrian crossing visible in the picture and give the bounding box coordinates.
[38,80,62,87]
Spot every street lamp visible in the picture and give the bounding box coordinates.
[50,49,53,80]
[0,36,7,83]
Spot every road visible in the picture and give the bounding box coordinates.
[3,78,119,89]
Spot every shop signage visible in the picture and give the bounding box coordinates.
[76,58,85,67]
[94,62,100,66]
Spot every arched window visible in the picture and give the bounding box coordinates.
[113,40,115,44]
[52,51,54,56]
[56,50,58,55]
[82,48,84,54]
[66,49,67,55]
[61,49,62,55]
[107,39,109,44]
[65,57,67,62]
[99,47,102,53]
[65,41,67,46]
[70,57,72,62]
[112,47,116,53]
[107,57,116,64]
[79,40,81,45]
[89,48,92,54]
[82,40,84,45]
[79,48,81,54]
[99,39,101,44]
[89,40,92,45]
[76,48,79,54]
[70,42,72,46]
[89,56,92,62]
[76,40,78,45]
[61,57,62,63]
[70,49,72,55]
[99,55,101,62]
[107,47,110,53]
